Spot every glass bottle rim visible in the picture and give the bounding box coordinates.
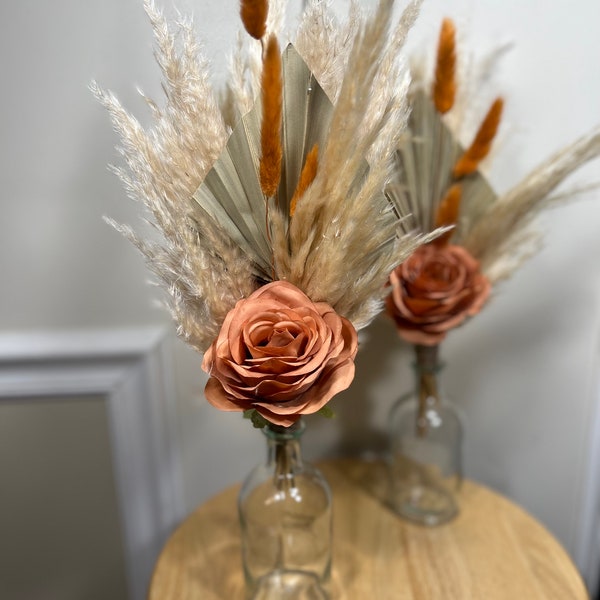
[411,359,446,374]
[413,343,445,373]
[262,418,306,440]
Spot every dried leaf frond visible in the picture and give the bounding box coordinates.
[433,18,457,114]
[240,0,268,40]
[259,34,283,197]
[290,144,319,217]
[433,184,461,246]
[454,97,504,178]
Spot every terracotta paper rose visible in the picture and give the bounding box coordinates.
[386,244,490,346]
[202,280,358,427]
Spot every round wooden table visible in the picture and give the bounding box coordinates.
[149,459,589,599]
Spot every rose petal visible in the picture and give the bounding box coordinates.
[254,406,301,427]
[204,377,254,412]
[256,356,357,417]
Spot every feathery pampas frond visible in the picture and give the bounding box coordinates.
[363,0,423,162]
[94,0,253,352]
[463,126,600,280]
[294,0,362,102]
[276,0,435,329]
[97,0,435,351]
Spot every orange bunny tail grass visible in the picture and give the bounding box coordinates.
[240,0,268,40]
[454,97,504,178]
[259,34,283,198]
[290,144,319,217]
[432,18,457,114]
[433,184,462,246]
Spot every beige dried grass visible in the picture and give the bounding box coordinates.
[463,126,600,282]
[97,0,431,349]
[94,0,253,352]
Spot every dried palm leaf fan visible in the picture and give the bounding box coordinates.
[194,43,333,285]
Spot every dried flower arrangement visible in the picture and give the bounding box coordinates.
[93,0,438,427]
[386,17,600,346]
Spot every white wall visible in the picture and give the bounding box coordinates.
[0,397,128,600]
[2,0,600,592]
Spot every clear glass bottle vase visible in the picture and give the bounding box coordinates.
[389,344,463,526]
[238,419,332,599]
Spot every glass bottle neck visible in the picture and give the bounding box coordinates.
[263,420,305,476]
[413,345,444,437]
[413,344,443,376]
[413,344,444,393]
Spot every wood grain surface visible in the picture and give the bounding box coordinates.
[148,458,589,599]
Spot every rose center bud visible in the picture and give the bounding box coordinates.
[424,260,457,282]
[268,328,295,348]
[248,319,310,360]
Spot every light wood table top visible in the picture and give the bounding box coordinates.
[149,458,589,599]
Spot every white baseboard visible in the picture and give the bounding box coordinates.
[0,326,185,600]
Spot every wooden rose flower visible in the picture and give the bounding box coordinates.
[386,243,490,346]
[202,281,358,426]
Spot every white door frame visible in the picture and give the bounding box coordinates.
[0,326,185,600]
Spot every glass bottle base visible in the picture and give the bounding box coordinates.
[391,481,458,526]
[249,570,329,600]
